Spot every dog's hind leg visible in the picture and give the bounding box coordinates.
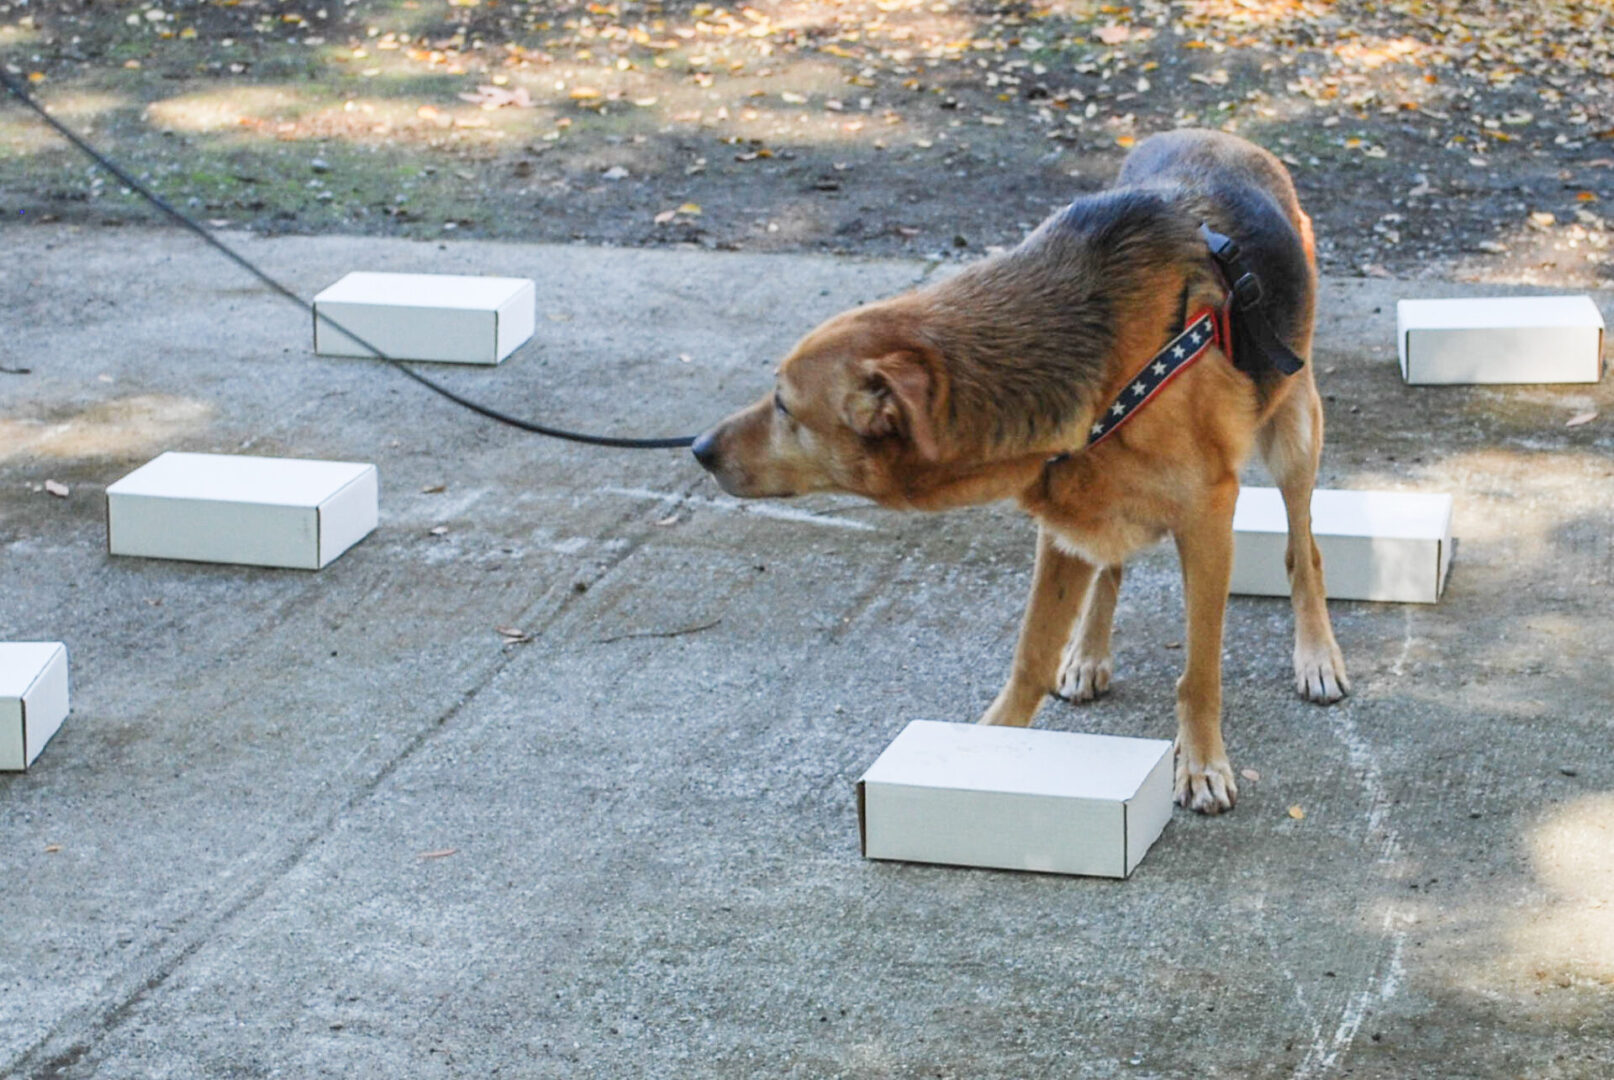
[980,525,1098,728]
[1257,379,1349,703]
[1056,563,1122,703]
[1171,481,1241,814]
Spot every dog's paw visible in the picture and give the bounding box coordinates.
[1174,750,1238,815]
[1056,650,1112,703]
[1294,641,1350,704]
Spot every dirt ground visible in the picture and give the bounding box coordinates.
[3,0,1613,284]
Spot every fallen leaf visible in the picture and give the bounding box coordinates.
[1095,24,1131,45]
[496,626,532,643]
[1528,211,1556,230]
[656,514,680,526]
[1566,410,1597,427]
[429,524,449,536]
[601,165,629,180]
[1288,805,1306,820]
[44,844,61,853]
[421,483,446,494]
[458,84,534,109]
[417,848,457,859]
[44,480,69,498]
[568,86,602,100]
[1240,768,1260,782]
[653,209,677,224]
[676,202,702,215]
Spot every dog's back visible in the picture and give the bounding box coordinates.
[1115,130,1317,385]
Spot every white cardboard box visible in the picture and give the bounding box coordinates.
[1232,487,1453,604]
[857,720,1174,878]
[313,272,536,365]
[107,452,378,570]
[1,643,69,772]
[1397,295,1605,384]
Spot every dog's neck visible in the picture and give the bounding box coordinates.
[914,200,1202,470]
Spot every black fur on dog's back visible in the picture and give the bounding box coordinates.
[1117,129,1316,391]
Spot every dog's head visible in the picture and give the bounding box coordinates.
[691,304,944,504]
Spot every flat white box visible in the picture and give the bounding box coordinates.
[106,452,378,570]
[1397,295,1604,384]
[1,643,69,771]
[1231,487,1453,604]
[857,720,1174,878]
[313,272,536,365]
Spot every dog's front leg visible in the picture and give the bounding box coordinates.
[1057,563,1122,702]
[980,525,1098,727]
[1171,485,1240,814]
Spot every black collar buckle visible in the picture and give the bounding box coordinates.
[1230,271,1263,309]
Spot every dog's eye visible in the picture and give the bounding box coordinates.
[773,390,791,418]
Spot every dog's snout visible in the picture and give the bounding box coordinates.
[691,430,720,470]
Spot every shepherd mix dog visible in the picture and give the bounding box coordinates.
[690,129,1348,815]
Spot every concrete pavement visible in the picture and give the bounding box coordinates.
[2,224,1611,1078]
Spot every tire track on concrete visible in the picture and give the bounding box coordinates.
[1291,703,1412,1080]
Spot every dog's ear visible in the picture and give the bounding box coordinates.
[848,351,939,461]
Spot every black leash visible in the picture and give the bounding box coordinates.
[0,68,696,450]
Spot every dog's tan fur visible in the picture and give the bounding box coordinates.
[692,129,1348,814]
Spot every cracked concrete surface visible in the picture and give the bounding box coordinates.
[2,227,1611,1078]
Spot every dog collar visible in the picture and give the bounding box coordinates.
[1047,223,1303,470]
[1084,307,1221,449]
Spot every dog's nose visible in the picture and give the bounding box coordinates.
[690,430,720,470]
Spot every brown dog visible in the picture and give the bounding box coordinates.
[690,129,1348,814]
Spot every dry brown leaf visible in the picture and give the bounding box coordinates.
[421,483,446,494]
[459,85,535,109]
[1566,410,1598,427]
[1288,805,1306,820]
[44,844,61,853]
[417,848,457,859]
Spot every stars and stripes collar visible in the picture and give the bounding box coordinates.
[1085,306,1223,448]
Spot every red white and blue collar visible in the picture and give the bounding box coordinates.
[1085,306,1223,448]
